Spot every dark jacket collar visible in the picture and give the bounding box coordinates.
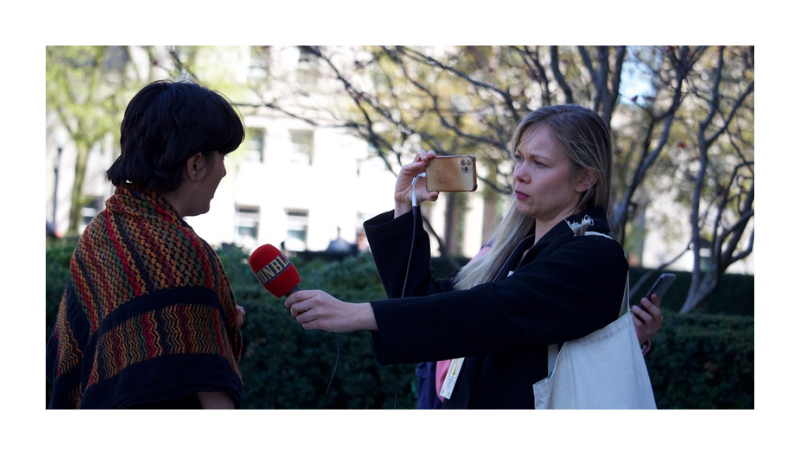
[494,206,611,281]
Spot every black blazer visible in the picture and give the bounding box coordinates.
[363,206,628,409]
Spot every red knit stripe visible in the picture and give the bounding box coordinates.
[141,313,157,358]
[105,211,143,297]
[80,235,115,319]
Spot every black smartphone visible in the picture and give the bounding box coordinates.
[644,273,676,300]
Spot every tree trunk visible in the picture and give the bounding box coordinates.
[67,143,89,235]
[680,262,720,313]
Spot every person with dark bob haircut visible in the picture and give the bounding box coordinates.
[47,80,247,409]
[108,79,245,195]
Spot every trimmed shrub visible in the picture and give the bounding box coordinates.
[219,246,417,409]
[45,236,77,340]
[46,239,753,409]
[645,311,754,409]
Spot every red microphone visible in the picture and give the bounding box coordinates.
[249,244,301,297]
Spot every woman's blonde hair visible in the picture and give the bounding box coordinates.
[453,104,612,290]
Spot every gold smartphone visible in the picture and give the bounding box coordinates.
[425,155,478,192]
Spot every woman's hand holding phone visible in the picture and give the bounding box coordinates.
[394,150,440,218]
[632,294,663,345]
[632,273,674,346]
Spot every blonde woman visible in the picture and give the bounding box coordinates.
[286,104,661,409]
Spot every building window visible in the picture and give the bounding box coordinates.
[290,130,314,165]
[244,128,265,163]
[285,209,309,251]
[248,46,271,81]
[235,206,260,250]
[297,46,319,69]
[297,46,319,86]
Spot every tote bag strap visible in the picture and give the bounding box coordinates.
[583,231,628,316]
[619,272,630,317]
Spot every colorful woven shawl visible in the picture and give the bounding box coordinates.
[46,184,243,408]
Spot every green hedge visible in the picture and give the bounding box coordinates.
[645,311,754,408]
[217,246,416,409]
[46,238,753,409]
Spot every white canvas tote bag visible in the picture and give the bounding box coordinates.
[532,271,657,409]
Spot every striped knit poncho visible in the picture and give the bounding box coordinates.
[46,184,244,408]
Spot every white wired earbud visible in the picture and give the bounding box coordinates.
[411,172,427,207]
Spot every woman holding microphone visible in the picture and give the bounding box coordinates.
[285,104,661,409]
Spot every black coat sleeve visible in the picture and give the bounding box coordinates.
[363,209,455,299]
[369,234,628,365]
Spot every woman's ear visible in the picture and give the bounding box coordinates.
[576,170,598,193]
[184,153,207,182]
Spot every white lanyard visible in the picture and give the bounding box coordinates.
[440,270,518,400]
[439,357,465,399]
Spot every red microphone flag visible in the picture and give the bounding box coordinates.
[249,244,301,297]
